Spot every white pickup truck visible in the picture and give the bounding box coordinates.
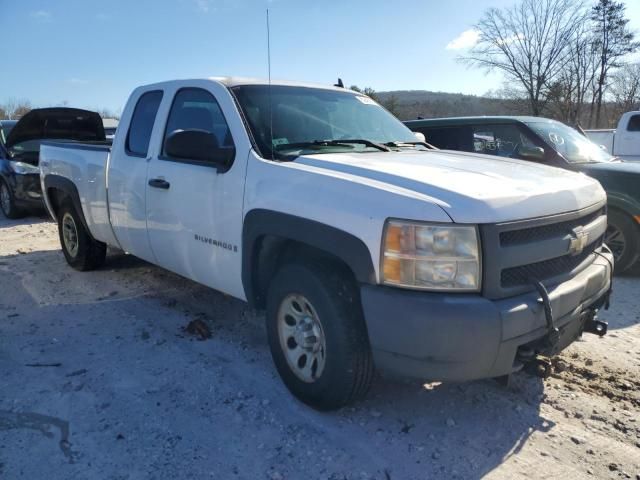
[586,111,640,161]
[40,77,613,410]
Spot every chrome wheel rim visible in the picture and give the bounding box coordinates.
[605,223,626,261]
[0,183,10,214]
[62,212,79,258]
[277,294,326,383]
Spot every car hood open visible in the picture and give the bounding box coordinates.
[5,108,105,150]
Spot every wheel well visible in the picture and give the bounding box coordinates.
[46,187,71,219]
[250,235,358,309]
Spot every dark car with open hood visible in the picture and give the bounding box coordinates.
[406,116,640,273]
[0,108,106,218]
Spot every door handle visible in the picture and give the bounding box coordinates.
[148,178,170,189]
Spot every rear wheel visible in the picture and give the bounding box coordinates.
[0,179,25,219]
[266,261,374,410]
[605,209,640,274]
[57,201,107,271]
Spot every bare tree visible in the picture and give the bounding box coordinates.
[609,62,640,115]
[462,0,586,116]
[591,0,640,127]
[546,21,601,125]
[1,99,32,119]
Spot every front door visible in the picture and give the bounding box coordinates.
[145,83,248,299]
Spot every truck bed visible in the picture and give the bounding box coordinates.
[585,130,614,154]
[40,141,118,246]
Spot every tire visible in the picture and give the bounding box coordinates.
[266,261,374,410]
[0,179,25,219]
[57,201,107,271]
[605,209,640,274]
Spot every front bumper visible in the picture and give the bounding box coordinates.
[360,251,613,381]
[9,172,43,207]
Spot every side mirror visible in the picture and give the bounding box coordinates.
[164,129,235,170]
[414,131,426,142]
[517,145,545,161]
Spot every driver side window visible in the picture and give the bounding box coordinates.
[162,88,234,159]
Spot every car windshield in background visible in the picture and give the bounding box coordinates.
[0,122,16,145]
[526,121,614,164]
[231,85,421,159]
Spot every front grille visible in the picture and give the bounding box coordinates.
[480,203,607,299]
[500,207,605,246]
[500,236,603,288]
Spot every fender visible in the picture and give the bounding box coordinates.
[242,209,377,306]
[606,191,640,218]
[43,174,96,240]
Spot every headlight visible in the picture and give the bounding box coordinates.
[382,220,481,291]
[10,161,40,174]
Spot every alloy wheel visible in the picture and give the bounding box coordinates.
[605,223,626,262]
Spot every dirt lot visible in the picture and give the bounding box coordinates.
[1,214,639,480]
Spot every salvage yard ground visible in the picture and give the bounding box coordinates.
[1,214,639,480]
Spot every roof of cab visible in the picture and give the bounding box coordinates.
[212,76,346,90]
[137,77,354,93]
[404,116,558,127]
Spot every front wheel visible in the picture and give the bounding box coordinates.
[0,179,25,219]
[605,209,640,274]
[57,201,107,271]
[266,262,374,410]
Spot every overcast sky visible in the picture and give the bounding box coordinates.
[1,0,639,113]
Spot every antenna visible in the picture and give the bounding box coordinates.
[266,9,274,160]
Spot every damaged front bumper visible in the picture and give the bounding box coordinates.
[360,249,613,382]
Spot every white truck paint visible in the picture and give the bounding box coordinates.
[586,111,640,161]
[40,77,613,409]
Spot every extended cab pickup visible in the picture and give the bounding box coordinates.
[586,111,640,162]
[41,78,613,410]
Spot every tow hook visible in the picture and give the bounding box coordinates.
[583,311,608,337]
[531,279,560,348]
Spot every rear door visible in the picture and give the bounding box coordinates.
[144,81,249,299]
[108,89,163,261]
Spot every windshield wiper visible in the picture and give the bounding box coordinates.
[277,139,390,152]
[384,141,437,150]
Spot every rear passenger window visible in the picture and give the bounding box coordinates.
[627,115,640,132]
[417,126,474,151]
[126,90,163,157]
[162,88,234,157]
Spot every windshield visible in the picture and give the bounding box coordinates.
[526,120,614,163]
[231,85,419,159]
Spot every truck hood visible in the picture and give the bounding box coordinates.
[5,108,105,150]
[294,149,604,223]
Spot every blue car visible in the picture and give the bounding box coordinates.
[0,108,105,218]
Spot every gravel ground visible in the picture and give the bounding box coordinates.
[1,214,639,480]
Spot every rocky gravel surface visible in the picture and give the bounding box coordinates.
[1,214,639,479]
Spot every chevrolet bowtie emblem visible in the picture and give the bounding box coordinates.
[569,229,589,256]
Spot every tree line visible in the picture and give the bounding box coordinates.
[355,0,639,129]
